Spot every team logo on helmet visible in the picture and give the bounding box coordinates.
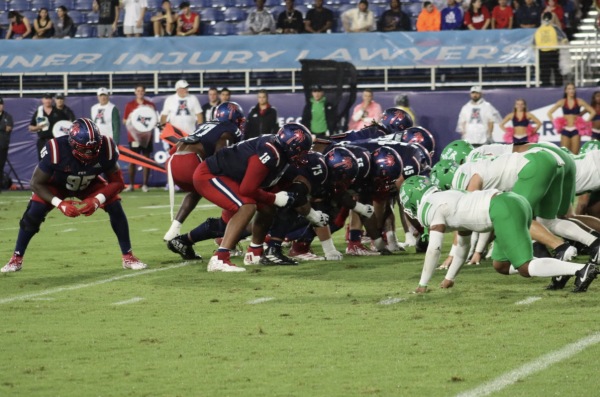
[226,103,238,119]
[333,156,355,170]
[408,132,424,144]
[70,123,80,136]
[376,154,396,167]
[388,110,405,123]
[282,129,306,145]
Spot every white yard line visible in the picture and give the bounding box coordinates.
[515,297,542,305]
[61,229,77,233]
[379,297,407,305]
[112,297,145,305]
[142,229,159,232]
[455,332,600,397]
[0,263,191,304]
[247,297,276,304]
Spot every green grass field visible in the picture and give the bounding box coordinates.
[1,190,600,397]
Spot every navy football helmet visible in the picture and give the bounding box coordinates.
[380,107,413,134]
[275,123,313,168]
[325,147,359,194]
[68,118,102,164]
[371,145,403,192]
[402,126,436,155]
[409,142,432,176]
[213,102,245,131]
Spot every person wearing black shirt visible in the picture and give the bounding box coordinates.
[55,93,76,121]
[0,98,14,188]
[245,90,279,139]
[93,0,119,38]
[378,0,412,31]
[201,87,220,122]
[305,0,334,33]
[29,93,69,159]
[277,0,304,33]
[515,0,541,28]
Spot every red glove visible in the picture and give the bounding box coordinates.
[57,200,81,218]
[79,197,101,216]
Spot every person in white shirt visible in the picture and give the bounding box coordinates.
[457,86,500,147]
[121,0,147,37]
[160,80,203,135]
[91,87,120,143]
[245,0,276,34]
[342,0,375,32]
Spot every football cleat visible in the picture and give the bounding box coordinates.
[533,241,552,259]
[244,246,263,265]
[122,253,148,270]
[572,262,599,293]
[124,185,134,192]
[346,242,380,256]
[141,185,149,193]
[207,256,246,272]
[289,242,325,261]
[167,236,202,261]
[545,275,571,290]
[554,243,577,262]
[282,237,292,248]
[1,255,23,273]
[259,246,298,266]
[588,238,600,264]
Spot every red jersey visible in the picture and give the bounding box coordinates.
[124,99,156,142]
[464,8,490,30]
[180,12,199,34]
[492,5,513,29]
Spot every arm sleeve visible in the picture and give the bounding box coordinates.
[112,107,120,144]
[419,230,444,286]
[239,155,276,205]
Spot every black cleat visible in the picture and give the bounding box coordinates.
[545,275,571,290]
[259,246,298,266]
[572,263,599,293]
[167,236,202,261]
[588,238,600,264]
[553,243,577,262]
[533,242,552,258]
[415,236,429,253]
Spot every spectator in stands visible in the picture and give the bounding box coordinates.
[121,0,147,37]
[302,85,335,139]
[464,0,491,29]
[457,86,500,147]
[245,0,276,35]
[534,12,567,86]
[416,2,441,31]
[378,0,411,31]
[304,0,334,33]
[55,93,76,121]
[33,8,53,39]
[0,98,15,189]
[544,0,565,29]
[29,93,69,159]
[201,87,220,122]
[5,11,32,39]
[93,0,120,38]
[343,0,375,32]
[152,0,176,36]
[160,80,203,135]
[492,0,513,28]
[515,0,541,28]
[349,89,382,131]
[441,0,464,30]
[53,6,73,39]
[277,0,304,33]
[220,87,231,103]
[92,87,121,142]
[123,85,156,192]
[177,2,199,36]
[246,90,279,139]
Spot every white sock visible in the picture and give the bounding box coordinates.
[321,238,336,255]
[250,243,262,249]
[538,217,597,246]
[509,265,519,275]
[527,258,584,277]
[404,228,416,245]
[168,220,182,235]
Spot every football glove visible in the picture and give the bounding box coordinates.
[274,191,295,208]
[306,209,329,227]
[79,197,101,216]
[57,200,81,218]
[325,250,343,261]
[353,202,374,218]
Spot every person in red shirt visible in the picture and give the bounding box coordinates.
[492,0,513,29]
[176,1,200,36]
[464,0,491,29]
[544,0,564,29]
[123,85,156,192]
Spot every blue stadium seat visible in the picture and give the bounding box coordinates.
[223,7,244,21]
[74,0,94,11]
[337,4,354,15]
[202,23,214,34]
[264,0,279,5]
[370,0,388,4]
[298,0,313,4]
[86,10,98,23]
[0,0,6,11]
[370,5,384,18]
[0,12,9,24]
[22,10,37,20]
[201,8,223,22]
[236,0,254,6]
[268,5,284,19]
[212,20,233,35]
[54,0,74,10]
[211,0,233,8]
[48,10,58,21]
[188,0,208,8]
[295,5,308,17]
[405,3,421,17]
[30,0,50,11]
[234,20,246,34]
[69,10,84,23]
[325,0,345,5]
[117,10,123,22]
[74,23,92,36]
[147,0,162,9]
[8,0,30,11]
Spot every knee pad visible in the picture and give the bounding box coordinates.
[19,201,48,234]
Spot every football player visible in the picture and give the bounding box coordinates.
[2,118,146,273]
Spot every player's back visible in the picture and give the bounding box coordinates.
[467,143,513,162]
[574,151,600,195]
[185,121,242,158]
[290,151,329,199]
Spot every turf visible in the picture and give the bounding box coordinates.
[1,190,600,397]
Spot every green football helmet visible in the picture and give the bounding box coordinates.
[581,140,600,154]
[559,146,572,155]
[430,160,459,191]
[440,140,474,165]
[400,176,438,219]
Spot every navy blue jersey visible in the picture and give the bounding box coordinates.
[286,151,329,199]
[329,126,386,144]
[206,135,288,189]
[39,135,118,192]
[346,139,420,180]
[179,121,242,158]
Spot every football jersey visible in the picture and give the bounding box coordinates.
[179,121,242,158]
[286,151,330,200]
[418,189,498,232]
[574,151,600,195]
[466,143,513,162]
[38,135,118,192]
[347,139,421,179]
[329,126,386,144]
[205,135,288,189]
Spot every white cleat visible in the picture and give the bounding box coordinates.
[293,252,325,261]
[207,256,246,272]
[122,253,148,270]
[141,185,149,193]
[346,243,380,256]
[1,255,23,273]
[243,251,262,265]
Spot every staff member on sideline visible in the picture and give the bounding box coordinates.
[0,98,15,190]
[91,87,121,142]
[55,93,76,121]
[29,93,69,159]
[160,80,203,135]
[245,89,279,139]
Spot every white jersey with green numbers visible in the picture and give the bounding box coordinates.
[417,189,499,233]
[466,143,513,162]
[574,151,600,195]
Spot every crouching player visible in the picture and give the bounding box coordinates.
[400,176,599,293]
[2,118,147,272]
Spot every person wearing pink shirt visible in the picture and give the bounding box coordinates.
[349,89,383,130]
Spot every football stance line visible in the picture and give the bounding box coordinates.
[247,297,276,304]
[0,263,191,304]
[455,331,600,397]
[112,297,146,305]
[515,297,542,305]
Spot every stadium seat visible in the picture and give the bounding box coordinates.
[405,4,421,17]
[0,0,6,11]
[337,4,354,15]
[86,10,98,23]
[234,20,246,34]
[370,5,384,18]
[202,23,214,34]
[54,0,74,10]
[143,11,152,22]
[146,0,162,9]
[74,0,94,11]
[212,20,233,35]
[268,5,285,19]
[30,0,50,11]
[298,0,313,5]
[22,10,37,20]
[201,8,223,22]
[48,10,58,21]
[211,0,233,8]
[117,11,123,22]
[8,0,30,11]
[74,23,92,36]
[0,12,9,24]
[235,0,254,6]
[69,10,84,24]
[295,5,308,17]
[264,0,279,5]
[188,0,208,8]
[223,7,244,21]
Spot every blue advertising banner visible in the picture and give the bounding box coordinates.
[0,30,535,74]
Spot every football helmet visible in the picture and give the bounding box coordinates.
[325,147,359,194]
[400,176,438,219]
[275,123,313,168]
[380,107,414,134]
[440,140,474,165]
[581,140,600,154]
[213,102,245,131]
[402,126,436,155]
[559,146,573,156]
[430,160,459,191]
[68,118,102,164]
[409,142,432,176]
[371,145,403,192]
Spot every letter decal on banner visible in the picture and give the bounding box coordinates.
[359,48,407,61]
[258,51,286,63]
[161,52,187,65]
[323,49,352,61]
[7,56,43,69]
[436,46,466,60]
[127,53,165,65]
[113,53,129,65]
[70,53,102,65]
[42,54,72,67]
[467,46,498,60]
[296,50,310,61]
[0,56,8,67]
[189,52,221,65]
[222,51,253,64]
[409,47,438,61]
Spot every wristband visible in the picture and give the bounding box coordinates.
[51,197,62,207]
[95,194,107,204]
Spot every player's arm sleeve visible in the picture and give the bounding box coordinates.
[419,230,444,287]
[37,141,54,174]
[239,155,276,205]
[112,107,120,144]
[445,233,471,281]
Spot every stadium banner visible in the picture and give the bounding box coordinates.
[5,86,592,188]
[0,30,535,74]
